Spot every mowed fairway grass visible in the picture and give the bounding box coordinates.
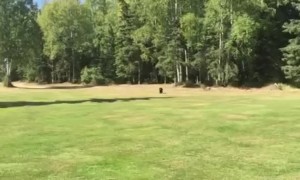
[0,85,300,180]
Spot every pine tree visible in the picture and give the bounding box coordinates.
[282,2,300,85]
[115,0,141,83]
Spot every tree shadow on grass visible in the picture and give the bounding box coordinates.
[0,97,173,108]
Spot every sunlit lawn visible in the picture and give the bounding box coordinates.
[0,85,299,179]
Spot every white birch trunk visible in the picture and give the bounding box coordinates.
[185,49,189,82]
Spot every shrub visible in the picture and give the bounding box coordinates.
[0,68,5,82]
[81,67,106,85]
[25,68,38,82]
[3,75,13,87]
[174,82,184,87]
[183,81,199,88]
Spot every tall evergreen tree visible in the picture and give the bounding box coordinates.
[282,1,300,85]
[115,0,141,83]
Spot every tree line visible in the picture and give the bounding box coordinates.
[1,0,300,87]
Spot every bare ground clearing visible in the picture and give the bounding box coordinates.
[1,81,300,98]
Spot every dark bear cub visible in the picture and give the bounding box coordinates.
[159,88,163,94]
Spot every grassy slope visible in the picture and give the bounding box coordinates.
[0,85,299,179]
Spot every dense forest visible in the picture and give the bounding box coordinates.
[1,0,300,87]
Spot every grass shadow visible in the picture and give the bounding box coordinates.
[0,97,173,108]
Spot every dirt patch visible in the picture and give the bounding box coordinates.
[1,82,300,98]
[12,82,91,89]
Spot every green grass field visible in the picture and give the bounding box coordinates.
[0,85,300,179]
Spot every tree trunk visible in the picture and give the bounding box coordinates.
[175,0,178,20]
[173,74,177,84]
[69,61,72,82]
[176,63,180,83]
[58,72,61,83]
[51,61,54,84]
[218,9,224,86]
[179,64,183,83]
[3,58,13,88]
[230,0,233,25]
[138,61,141,84]
[199,68,202,84]
[72,51,75,83]
[218,35,222,86]
[185,49,189,82]
[3,75,13,87]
